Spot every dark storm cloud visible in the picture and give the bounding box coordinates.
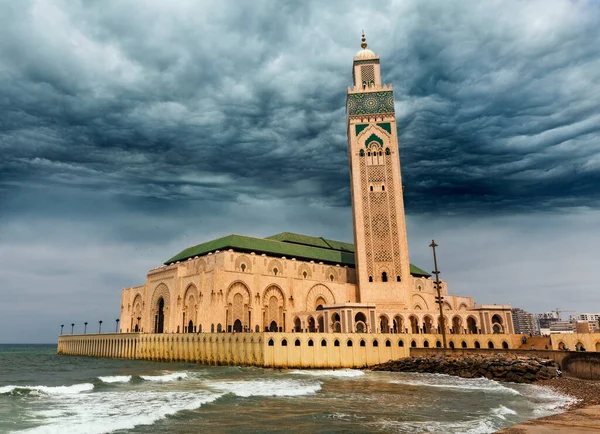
[1,0,600,342]
[2,0,597,218]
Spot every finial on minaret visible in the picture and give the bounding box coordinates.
[361,31,367,49]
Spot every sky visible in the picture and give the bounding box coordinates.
[1,0,600,343]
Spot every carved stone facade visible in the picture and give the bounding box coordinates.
[120,37,513,342]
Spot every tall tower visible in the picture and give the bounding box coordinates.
[346,34,411,306]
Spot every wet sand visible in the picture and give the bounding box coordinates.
[497,378,600,433]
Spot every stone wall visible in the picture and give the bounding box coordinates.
[550,333,600,352]
[57,332,409,368]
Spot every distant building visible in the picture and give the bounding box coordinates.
[537,312,560,332]
[569,313,600,322]
[549,321,574,334]
[511,308,538,335]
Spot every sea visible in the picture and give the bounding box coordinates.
[0,344,577,434]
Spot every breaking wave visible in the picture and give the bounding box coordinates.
[389,373,521,395]
[206,378,322,397]
[98,375,131,384]
[139,372,189,382]
[289,369,365,378]
[0,383,94,396]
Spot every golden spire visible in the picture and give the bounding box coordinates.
[361,31,367,49]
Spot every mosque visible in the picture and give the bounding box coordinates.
[119,35,514,341]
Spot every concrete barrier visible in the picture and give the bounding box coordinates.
[57,332,410,368]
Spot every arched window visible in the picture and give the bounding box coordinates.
[382,272,388,282]
[359,149,365,157]
[385,340,391,347]
[461,341,467,348]
[240,263,246,272]
[475,341,481,349]
[347,339,353,347]
[369,276,373,282]
[360,340,366,347]
[303,271,307,278]
[396,276,401,282]
[373,340,379,347]
[329,274,334,282]
[321,339,327,347]
[295,339,301,346]
[449,341,455,349]
[398,340,404,347]
[502,341,509,349]
[281,339,287,347]
[273,267,278,276]
[370,186,374,191]
[268,339,274,346]
[411,340,416,348]
[308,339,314,347]
[334,339,340,347]
[382,185,385,191]
[423,340,429,348]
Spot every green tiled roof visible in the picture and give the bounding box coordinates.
[165,232,431,278]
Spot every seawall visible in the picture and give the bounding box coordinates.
[57,332,412,368]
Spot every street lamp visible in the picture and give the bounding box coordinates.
[430,240,447,349]
[98,320,103,334]
[60,324,64,335]
[115,319,120,333]
[137,316,141,332]
[84,322,88,334]
[71,323,75,335]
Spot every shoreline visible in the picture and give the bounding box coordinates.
[536,377,600,411]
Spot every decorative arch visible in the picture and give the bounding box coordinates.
[267,259,283,276]
[263,284,285,331]
[132,293,143,332]
[183,284,198,332]
[196,259,207,273]
[414,278,425,292]
[443,302,452,311]
[306,284,335,311]
[234,255,252,273]
[467,316,478,334]
[411,294,429,310]
[227,281,252,331]
[297,263,312,279]
[458,303,468,310]
[325,266,338,282]
[151,283,171,333]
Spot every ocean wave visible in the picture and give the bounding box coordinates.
[139,372,188,382]
[516,384,578,417]
[206,379,322,397]
[0,383,94,396]
[490,405,517,420]
[289,369,365,378]
[19,390,222,434]
[98,375,132,384]
[389,374,521,395]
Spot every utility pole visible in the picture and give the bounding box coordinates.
[430,240,447,349]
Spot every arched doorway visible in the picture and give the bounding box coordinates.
[269,320,278,332]
[491,314,504,334]
[294,317,301,332]
[355,312,367,333]
[467,317,477,334]
[233,319,243,332]
[308,317,316,332]
[452,316,462,334]
[317,316,324,332]
[423,316,433,334]
[393,315,403,333]
[380,316,389,333]
[155,298,165,333]
[188,320,194,333]
[134,324,139,332]
[410,316,419,334]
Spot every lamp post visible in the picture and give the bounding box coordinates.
[115,319,120,333]
[430,240,447,349]
[84,322,88,334]
[71,323,75,335]
[98,320,103,334]
[137,316,141,332]
[60,324,64,335]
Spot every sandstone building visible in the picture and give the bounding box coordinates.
[120,36,514,342]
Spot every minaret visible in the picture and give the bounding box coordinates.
[346,34,411,306]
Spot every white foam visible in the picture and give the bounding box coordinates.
[371,418,502,434]
[207,379,321,397]
[19,390,222,434]
[140,372,188,382]
[289,369,365,378]
[490,405,517,420]
[517,384,579,417]
[389,374,521,396]
[98,375,132,384]
[0,383,94,395]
